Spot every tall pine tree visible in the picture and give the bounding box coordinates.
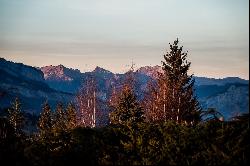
[144,39,201,124]
[161,38,201,124]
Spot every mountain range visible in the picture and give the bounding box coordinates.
[0,58,249,119]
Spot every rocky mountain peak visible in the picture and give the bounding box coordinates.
[41,65,72,81]
[93,66,112,74]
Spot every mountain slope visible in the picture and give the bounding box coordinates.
[0,58,74,114]
[194,77,249,86]
[40,65,83,93]
[0,58,44,82]
[198,83,249,119]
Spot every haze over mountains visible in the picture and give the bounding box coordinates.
[0,58,248,119]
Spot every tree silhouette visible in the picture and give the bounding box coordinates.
[53,102,67,133]
[7,97,24,136]
[110,85,145,163]
[109,64,144,126]
[144,39,201,124]
[38,101,53,138]
[110,86,144,126]
[65,102,77,130]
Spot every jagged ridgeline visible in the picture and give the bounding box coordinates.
[0,57,248,119]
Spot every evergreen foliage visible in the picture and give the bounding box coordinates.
[53,102,66,133]
[109,66,145,164]
[144,39,201,124]
[1,119,247,165]
[110,86,144,127]
[161,39,201,123]
[7,97,24,136]
[37,101,53,138]
[65,102,77,130]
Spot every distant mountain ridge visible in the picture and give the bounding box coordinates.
[0,58,248,119]
[0,58,44,82]
[93,66,113,74]
[194,76,249,86]
[40,64,82,81]
[136,66,249,86]
[40,65,83,93]
[0,58,74,113]
[40,64,249,92]
[32,63,250,119]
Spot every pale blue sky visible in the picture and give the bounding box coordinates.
[0,0,249,79]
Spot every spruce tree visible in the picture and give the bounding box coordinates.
[53,102,66,133]
[110,86,144,127]
[110,64,144,127]
[110,82,145,163]
[7,97,24,135]
[160,38,201,124]
[65,102,77,130]
[38,101,52,137]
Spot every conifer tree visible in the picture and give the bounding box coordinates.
[112,86,145,126]
[65,102,77,130]
[110,64,145,127]
[7,97,24,135]
[110,66,145,162]
[144,39,201,124]
[160,38,201,124]
[53,102,66,133]
[108,64,136,120]
[38,101,52,137]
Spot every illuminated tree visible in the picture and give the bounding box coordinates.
[7,97,24,135]
[65,102,77,130]
[144,39,201,124]
[109,64,145,127]
[38,101,53,137]
[53,102,66,133]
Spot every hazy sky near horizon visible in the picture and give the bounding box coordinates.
[0,0,249,79]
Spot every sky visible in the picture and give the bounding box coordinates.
[0,0,249,79]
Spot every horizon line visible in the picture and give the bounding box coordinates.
[1,56,248,80]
